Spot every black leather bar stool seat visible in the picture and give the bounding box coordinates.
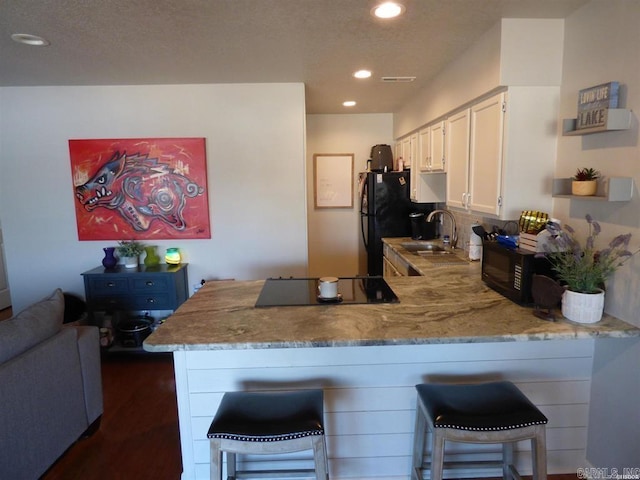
[207,389,328,480]
[411,381,548,480]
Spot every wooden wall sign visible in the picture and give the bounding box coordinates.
[576,81,619,130]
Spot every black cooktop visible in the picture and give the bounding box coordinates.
[255,276,399,307]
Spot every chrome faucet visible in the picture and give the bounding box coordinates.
[426,209,458,248]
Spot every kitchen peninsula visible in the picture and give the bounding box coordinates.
[145,259,639,480]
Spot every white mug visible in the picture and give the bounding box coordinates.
[318,276,339,298]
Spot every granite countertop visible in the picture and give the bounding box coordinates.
[144,242,640,352]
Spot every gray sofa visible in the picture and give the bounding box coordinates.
[0,289,103,480]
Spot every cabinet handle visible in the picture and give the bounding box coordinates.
[146,281,154,286]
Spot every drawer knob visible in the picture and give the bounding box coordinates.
[107,282,116,287]
[147,298,155,304]
[146,281,154,286]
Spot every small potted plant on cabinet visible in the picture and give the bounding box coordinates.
[571,167,600,196]
[116,240,145,268]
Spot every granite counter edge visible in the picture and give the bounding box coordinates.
[143,328,640,352]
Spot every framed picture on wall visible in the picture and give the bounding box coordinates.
[313,153,354,208]
[69,137,211,240]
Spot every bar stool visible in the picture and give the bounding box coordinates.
[207,389,329,480]
[411,381,548,480]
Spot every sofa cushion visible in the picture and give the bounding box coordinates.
[0,289,65,364]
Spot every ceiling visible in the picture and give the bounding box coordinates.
[1,0,588,114]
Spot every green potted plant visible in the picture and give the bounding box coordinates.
[571,167,600,196]
[116,240,145,268]
[542,215,637,323]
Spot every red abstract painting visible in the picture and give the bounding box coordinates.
[69,138,210,240]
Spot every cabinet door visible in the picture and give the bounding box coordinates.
[405,135,418,201]
[445,109,470,210]
[401,136,411,166]
[383,256,401,278]
[430,121,445,171]
[418,126,430,171]
[469,93,505,216]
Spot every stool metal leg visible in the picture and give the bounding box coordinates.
[411,399,427,480]
[210,440,222,480]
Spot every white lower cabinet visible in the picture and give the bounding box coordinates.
[383,256,401,277]
[383,244,420,277]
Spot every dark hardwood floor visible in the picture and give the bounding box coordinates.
[0,306,12,321]
[41,353,182,480]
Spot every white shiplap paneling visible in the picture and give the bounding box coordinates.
[175,340,594,480]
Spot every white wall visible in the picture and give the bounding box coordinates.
[0,83,308,312]
[556,0,640,326]
[557,0,640,469]
[306,114,393,277]
[393,21,502,139]
[394,18,564,139]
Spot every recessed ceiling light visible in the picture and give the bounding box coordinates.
[354,70,372,79]
[371,2,405,19]
[11,33,50,46]
[343,101,357,107]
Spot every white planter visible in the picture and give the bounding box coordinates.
[122,256,139,268]
[561,288,604,324]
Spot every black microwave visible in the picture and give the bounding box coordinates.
[481,241,554,305]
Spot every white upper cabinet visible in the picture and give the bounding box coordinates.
[445,88,556,219]
[398,130,446,204]
[408,132,418,201]
[445,109,470,210]
[468,93,505,215]
[418,121,445,173]
[429,121,445,172]
[418,126,430,171]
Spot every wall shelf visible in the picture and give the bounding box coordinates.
[552,177,634,202]
[562,109,632,136]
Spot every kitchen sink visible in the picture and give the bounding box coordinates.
[400,241,469,265]
[400,241,451,254]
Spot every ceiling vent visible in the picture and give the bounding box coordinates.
[380,76,416,83]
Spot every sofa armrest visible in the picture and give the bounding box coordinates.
[73,326,103,424]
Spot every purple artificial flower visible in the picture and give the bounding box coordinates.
[586,235,594,250]
[609,233,631,249]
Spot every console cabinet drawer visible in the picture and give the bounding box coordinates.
[82,263,188,315]
[87,277,129,294]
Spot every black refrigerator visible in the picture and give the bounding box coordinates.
[359,171,416,276]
